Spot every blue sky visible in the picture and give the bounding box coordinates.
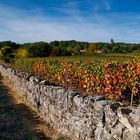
[0,0,140,43]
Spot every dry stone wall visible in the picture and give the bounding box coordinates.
[0,64,140,140]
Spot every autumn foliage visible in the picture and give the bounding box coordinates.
[16,48,28,58]
[28,57,140,102]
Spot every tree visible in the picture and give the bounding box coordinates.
[67,47,73,55]
[50,41,59,46]
[111,45,120,53]
[26,42,51,57]
[0,46,14,63]
[0,41,19,50]
[51,46,60,56]
[0,46,12,55]
[87,43,97,55]
[110,38,115,44]
[73,45,81,55]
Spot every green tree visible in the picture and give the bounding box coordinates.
[26,42,51,57]
[0,46,12,55]
[73,45,81,55]
[66,47,73,55]
[110,38,115,44]
[0,46,14,62]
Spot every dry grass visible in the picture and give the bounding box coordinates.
[0,74,69,140]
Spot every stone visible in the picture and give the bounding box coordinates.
[39,80,49,85]
[0,63,140,140]
[93,96,106,101]
[97,100,108,106]
[104,104,120,132]
[29,76,39,85]
[117,107,140,135]
[123,128,140,140]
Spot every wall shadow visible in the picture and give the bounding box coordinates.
[0,76,52,140]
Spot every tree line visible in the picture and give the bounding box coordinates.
[0,40,140,62]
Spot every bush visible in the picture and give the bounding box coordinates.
[16,48,28,58]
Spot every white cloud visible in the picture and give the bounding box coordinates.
[0,4,140,43]
[90,0,111,12]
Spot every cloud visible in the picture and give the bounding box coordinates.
[0,3,140,43]
[51,0,82,22]
[88,0,112,12]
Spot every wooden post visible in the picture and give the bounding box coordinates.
[130,93,133,107]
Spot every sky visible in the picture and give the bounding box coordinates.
[0,0,140,43]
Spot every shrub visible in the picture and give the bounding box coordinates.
[16,48,28,58]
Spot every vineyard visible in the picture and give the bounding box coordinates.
[11,55,140,106]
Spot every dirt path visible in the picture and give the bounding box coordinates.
[0,75,64,140]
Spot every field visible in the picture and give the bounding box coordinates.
[10,54,140,106]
